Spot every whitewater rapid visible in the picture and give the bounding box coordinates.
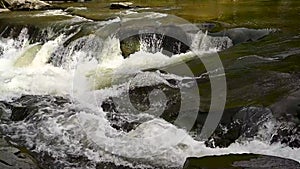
[0,12,299,168]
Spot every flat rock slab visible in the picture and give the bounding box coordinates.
[183,153,300,169]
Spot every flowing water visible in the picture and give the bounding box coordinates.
[0,0,299,168]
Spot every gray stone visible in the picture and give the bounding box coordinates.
[204,107,272,148]
[183,154,300,169]
[211,28,275,45]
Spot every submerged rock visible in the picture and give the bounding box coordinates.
[211,28,275,45]
[0,0,51,10]
[183,153,300,169]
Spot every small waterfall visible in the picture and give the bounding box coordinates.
[140,33,164,53]
[14,44,42,67]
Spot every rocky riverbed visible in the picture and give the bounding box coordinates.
[0,0,300,168]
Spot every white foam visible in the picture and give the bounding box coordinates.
[0,30,73,99]
[34,10,69,17]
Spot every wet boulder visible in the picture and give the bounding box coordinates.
[120,35,141,58]
[0,136,38,169]
[183,153,300,169]
[203,100,300,148]
[201,88,300,148]
[271,124,300,148]
[0,95,85,169]
[204,107,272,148]
[0,95,70,122]
[101,71,182,132]
[103,97,148,132]
[127,71,181,122]
[211,28,275,45]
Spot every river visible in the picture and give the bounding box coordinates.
[0,0,299,168]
